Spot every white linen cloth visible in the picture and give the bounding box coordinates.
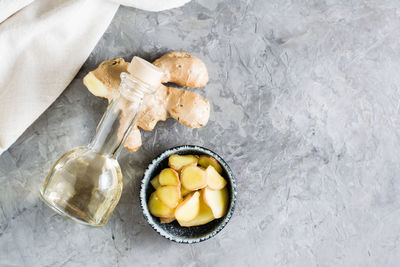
[0,0,191,155]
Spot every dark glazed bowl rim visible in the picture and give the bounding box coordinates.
[140,145,237,243]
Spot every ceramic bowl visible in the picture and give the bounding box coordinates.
[140,145,237,243]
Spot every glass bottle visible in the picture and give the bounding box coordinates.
[40,57,163,226]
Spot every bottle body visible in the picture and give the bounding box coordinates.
[40,71,157,226]
[40,146,122,226]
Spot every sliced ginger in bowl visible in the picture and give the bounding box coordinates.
[148,192,175,218]
[160,217,175,224]
[150,175,161,189]
[181,165,207,191]
[202,187,228,219]
[198,155,223,174]
[156,185,181,209]
[168,154,198,171]
[159,168,180,186]
[148,154,230,227]
[175,191,200,222]
[205,165,227,190]
[178,197,215,227]
[181,186,192,197]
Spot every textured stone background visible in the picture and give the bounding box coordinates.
[1,0,400,266]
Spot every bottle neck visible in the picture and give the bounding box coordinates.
[89,72,154,158]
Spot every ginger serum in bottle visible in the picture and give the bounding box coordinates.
[40,57,163,226]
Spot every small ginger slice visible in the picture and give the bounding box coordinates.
[205,165,227,190]
[180,165,207,191]
[148,192,174,218]
[198,155,223,174]
[168,154,199,171]
[175,191,200,222]
[150,175,161,189]
[153,51,209,88]
[156,185,181,209]
[160,217,175,224]
[159,168,180,186]
[178,198,215,227]
[202,187,229,219]
[181,186,192,197]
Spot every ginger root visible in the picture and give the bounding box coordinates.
[153,51,209,88]
[83,51,210,152]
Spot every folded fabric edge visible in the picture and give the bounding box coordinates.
[0,0,120,156]
[0,0,35,24]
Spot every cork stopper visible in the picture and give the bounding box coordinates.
[127,56,164,88]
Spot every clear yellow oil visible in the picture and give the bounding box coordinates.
[40,146,122,226]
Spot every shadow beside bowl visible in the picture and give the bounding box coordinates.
[140,145,237,244]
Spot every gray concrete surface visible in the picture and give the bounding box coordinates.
[1,0,400,266]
